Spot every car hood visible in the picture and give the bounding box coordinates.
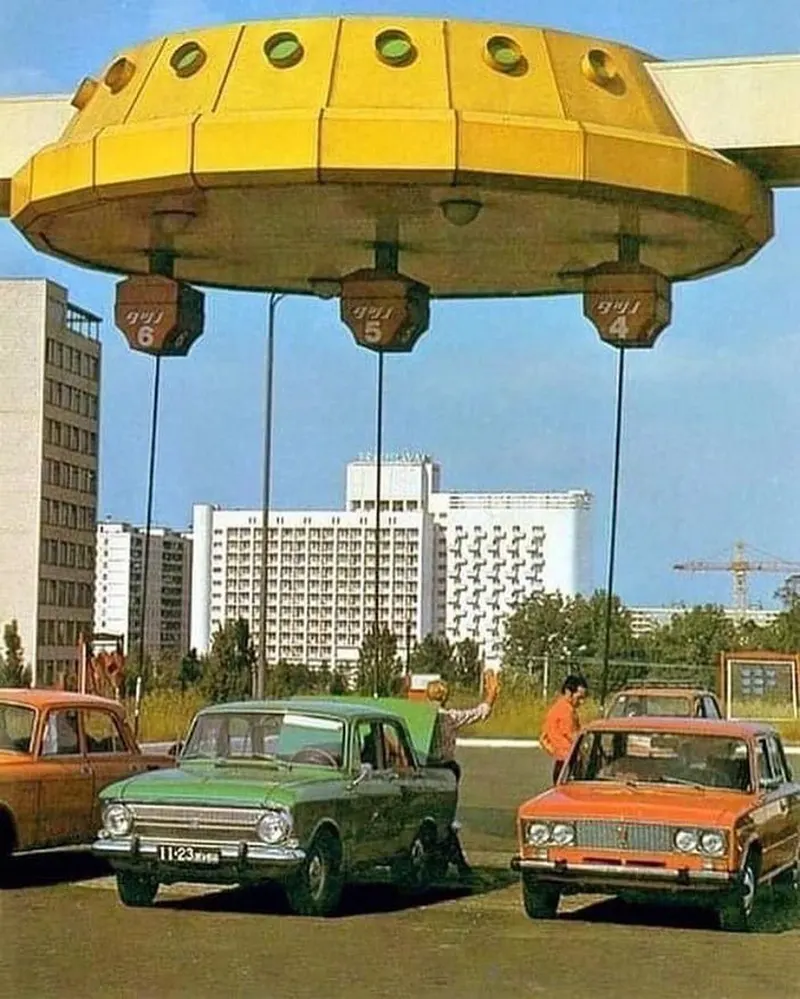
[101,761,345,808]
[518,782,754,827]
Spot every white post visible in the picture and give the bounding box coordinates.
[134,675,143,741]
[543,652,550,701]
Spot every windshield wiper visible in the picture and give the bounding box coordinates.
[652,775,708,790]
[213,754,289,768]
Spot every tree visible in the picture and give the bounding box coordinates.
[356,625,400,697]
[0,620,30,687]
[201,619,255,703]
[409,634,453,680]
[267,659,311,698]
[451,638,482,689]
[177,649,203,691]
[502,591,570,680]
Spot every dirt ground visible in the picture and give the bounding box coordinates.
[1,747,797,999]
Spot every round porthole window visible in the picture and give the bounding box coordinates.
[104,58,136,94]
[264,32,304,68]
[581,48,620,88]
[375,29,417,67]
[170,41,207,78]
[484,36,525,74]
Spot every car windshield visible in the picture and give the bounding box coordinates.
[0,702,36,753]
[566,729,752,791]
[182,711,345,768]
[608,694,692,718]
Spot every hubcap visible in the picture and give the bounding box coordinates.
[742,865,756,915]
[411,838,427,883]
[308,853,325,899]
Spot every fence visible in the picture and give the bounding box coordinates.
[513,657,717,702]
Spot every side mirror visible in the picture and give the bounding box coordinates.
[348,762,373,788]
[168,740,184,758]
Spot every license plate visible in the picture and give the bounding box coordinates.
[156,844,221,865]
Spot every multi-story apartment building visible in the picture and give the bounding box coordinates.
[0,279,100,687]
[190,456,592,667]
[94,522,192,658]
[629,605,780,636]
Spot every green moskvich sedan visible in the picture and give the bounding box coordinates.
[93,697,457,916]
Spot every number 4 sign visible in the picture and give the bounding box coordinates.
[583,263,672,348]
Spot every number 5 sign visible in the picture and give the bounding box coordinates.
[340,268,430,353]
[583,263,671,348]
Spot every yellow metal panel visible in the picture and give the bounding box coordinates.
[9,159,33,221]
[686,147,773,242]
[95,119,195,194]
[194,110,319,186]
[214,20,339,113]
[29,139,94,204]
[328,18,449,109]
[446,22,564,118]
[126,25,243,121]
[543,29,683,138]
[62,38,166,140]
[584,124,687,194]
[457,112,583,180]
[320,108,455,179]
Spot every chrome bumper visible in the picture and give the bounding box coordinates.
[511,857,736,892]
[93,836,305,866]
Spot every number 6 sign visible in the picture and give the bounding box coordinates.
[115,275,205,357]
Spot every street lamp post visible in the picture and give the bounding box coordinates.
[256,292,286,700]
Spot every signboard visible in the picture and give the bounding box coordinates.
[340,268,430,352]
[584,263,671,348]
[115,275,204,356]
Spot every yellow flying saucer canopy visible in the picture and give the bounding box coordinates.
[9,16,772,304]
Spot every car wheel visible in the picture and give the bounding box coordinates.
[116,871,159,908]
[718,854,758,932]
[397,828,436,894]
[521,872,560,919]
[285,829,344,917]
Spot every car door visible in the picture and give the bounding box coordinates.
[35,707,94,847]
[82,707,148,834]
[378,720,424,857]
[764,735,799,870]
[346,720,403,866]
[751,736,793,877]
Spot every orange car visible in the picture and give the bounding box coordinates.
[0,688,173,861]
[606,684,723,719]
[513,717,800,931]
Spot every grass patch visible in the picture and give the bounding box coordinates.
[128,689,207,743]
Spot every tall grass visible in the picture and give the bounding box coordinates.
[129,685,800,745]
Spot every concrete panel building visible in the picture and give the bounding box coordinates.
[0,279,100,687]
[190,456,592,668]
[94,522,192,659]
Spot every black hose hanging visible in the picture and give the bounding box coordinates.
[600,346,626,705]
[136,353,162,699]
[372,350,385,697]
[256,292,284,699]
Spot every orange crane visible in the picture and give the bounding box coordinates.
[673,540,800,612]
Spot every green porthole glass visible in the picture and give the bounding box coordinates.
[375,29,417,67]
[170,41,207,78]
[264,32,304,69]
[485,36,525,74]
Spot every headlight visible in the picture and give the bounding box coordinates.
[699,830,726,856]
[550,823,576,846]
[674,828,699,853]
[256,809,292,845]
[102,803,132,837]
[525,822,551,846]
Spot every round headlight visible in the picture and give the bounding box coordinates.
[674,828,698,853]
[699,830,726,856]
[256,810,291,845]
[551,823,576,846]
[103,803,132,837]
[525,822,551,846]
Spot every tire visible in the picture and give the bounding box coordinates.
[718,854,758,932]
[116,871,159,908]
[285,829,344,917]
[397,828,437,895]
[521,872,560,919]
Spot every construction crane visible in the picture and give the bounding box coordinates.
[673,540,800,612]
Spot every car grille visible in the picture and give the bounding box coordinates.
[575,820,673,853]
[129,804,263,842]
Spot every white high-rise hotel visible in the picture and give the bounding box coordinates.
[190,456,591,667]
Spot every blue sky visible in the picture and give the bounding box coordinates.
[1,0,799,610]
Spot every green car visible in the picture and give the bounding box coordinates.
[92,697,457,916]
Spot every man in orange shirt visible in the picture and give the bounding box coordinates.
[540,674,588,784]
